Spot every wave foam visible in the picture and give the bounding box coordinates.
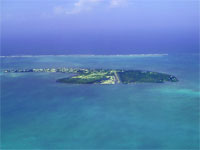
[0,54,168,58]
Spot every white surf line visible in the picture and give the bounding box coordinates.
[0,54,168,58]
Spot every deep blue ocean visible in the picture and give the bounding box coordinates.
[0,54,199,149]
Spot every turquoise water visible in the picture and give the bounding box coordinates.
[1,54,199,149]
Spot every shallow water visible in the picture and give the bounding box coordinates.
[1,54,199,149]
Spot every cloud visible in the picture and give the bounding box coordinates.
[53,6,66,15]
[53,0,102,15]
[53,0,127,15]
[109,0,127,8]
[67,0,102,14]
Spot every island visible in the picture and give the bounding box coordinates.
[3,68,178,84]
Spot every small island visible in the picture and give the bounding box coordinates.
[4,68,178,84]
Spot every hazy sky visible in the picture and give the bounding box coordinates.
[1,0,199,55]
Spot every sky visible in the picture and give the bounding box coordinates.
[1,0,199,55]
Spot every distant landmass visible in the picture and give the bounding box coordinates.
[4,68,178,84]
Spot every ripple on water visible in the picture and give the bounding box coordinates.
[157,87,200,97]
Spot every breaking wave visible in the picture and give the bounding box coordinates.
[0,54,168,58]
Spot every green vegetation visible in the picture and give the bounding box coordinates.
[56,69,178,84]
[4,67,178,84]
[56,76,108,84]
[118,70,178,84]
[56,70,116,84]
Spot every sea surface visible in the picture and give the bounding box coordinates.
[0,54,199,149]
